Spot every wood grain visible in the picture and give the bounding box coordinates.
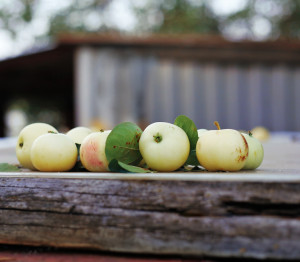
[0,177,300,260]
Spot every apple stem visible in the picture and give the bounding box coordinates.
[153,133,162,143]
[248,131,253,137]
[214,121,221,130]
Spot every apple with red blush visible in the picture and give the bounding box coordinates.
[79,130,111,172]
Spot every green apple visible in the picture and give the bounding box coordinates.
[31,133,78,172]
[80,130,111,172]
[66,126,93,144]
[139,122,190,172]
[241,132,264,170]
[16,122,58,170]
[196,123,248,172]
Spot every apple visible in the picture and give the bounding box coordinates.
[31,133,78,172]
[251,126,270,142]
[80,130,111,172]
[197,129,208,137]
[196,122,248,171]
[139,122,190,172]
[241,132,264,170]
[66,126,93,144]
[16,122,58,170]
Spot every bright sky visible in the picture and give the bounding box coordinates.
[0,0,272,60]
[0,0,137,60]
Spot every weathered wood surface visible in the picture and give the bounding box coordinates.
[0,177,300,260]
[0,135,299,260]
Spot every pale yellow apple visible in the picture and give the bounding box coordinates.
[139,122,190,172]
[80,131,111,172]
[31,133,78,172]
[66,126,93,144]
[196,129,249,172]
[16,122,58,170]
[251,126,270,142]
[197,129,208,137]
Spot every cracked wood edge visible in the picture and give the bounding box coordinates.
[0,177,300,260]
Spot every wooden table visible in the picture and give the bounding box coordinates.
[0,133,300,261]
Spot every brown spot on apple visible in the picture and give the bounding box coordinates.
[241,133,249,153]
[236,154,247,163]
[235,134,249,163]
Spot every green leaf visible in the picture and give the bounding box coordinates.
[108,159,128,173]
[75,143,81,160]
[70,143,86,172]
[185,149,200,166]
[75,143,81,153]
[109,159,153,173]
[0,163,20,172]
[70,161,87,172]
[118,161,153,173]
[105,122,143,165]
[174,115,198,150]
[174,115,200,166]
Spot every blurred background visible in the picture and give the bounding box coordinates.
[0,0,300,137]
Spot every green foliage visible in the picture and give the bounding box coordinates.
[0,163,20,172]
[0,0,111,39]
[174,115,198,150]
[132,0,220,34]
[276,0,300,38]
[132,0,300,39]
[70,161,87,172]
[105,122,143,166]
[174,114,199,166]
[108,159,153,173]
[0,0,300,43]
[154,0,219,34]
[185,150,199,166]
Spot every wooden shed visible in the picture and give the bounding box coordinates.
[1,34,300,136]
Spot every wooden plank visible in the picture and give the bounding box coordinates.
[159,59,176,122]
[192,63,206,129]
[0,177,300,260]
[74,47,95,127]
[179,62,196,120]
[270,65,289,131]
[224,65,240,130]
[94,49,119,129]
[202,64,218,127]
[293,67,300,130]
[248,65,264,127]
